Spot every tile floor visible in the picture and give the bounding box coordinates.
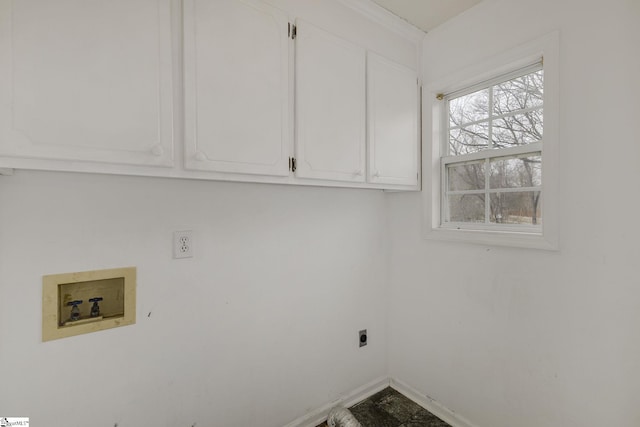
[316,387,451,427]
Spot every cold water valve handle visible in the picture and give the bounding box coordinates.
[89,297,103,318]
[67,300,83,321]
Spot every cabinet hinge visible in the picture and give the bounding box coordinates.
[289,157,297,172]
[290,24,297,40]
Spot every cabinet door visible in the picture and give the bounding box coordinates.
[295,20,366,183]
[183,0,290,176]
[0,0,174,167]
[367,53,419,186]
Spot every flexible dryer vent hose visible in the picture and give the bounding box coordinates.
[327,405,362,427]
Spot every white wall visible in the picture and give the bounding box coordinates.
[0,171,389,426]
[388,1,640,426]
[0,0,419,425]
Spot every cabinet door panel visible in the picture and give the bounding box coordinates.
[0,0,174,166]
[367,53,419,186]
[295,20,366,182]
[184,0,290,176]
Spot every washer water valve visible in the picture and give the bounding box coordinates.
[89,297,103,317]
[67,300,83,322]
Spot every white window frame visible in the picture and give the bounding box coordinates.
[423,32,559,250]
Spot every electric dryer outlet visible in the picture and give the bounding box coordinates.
[359,329,367,347]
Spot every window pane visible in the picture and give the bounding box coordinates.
[447,161,485,191]
[490,191,541,225]
[449,88,489,127]
[449,122,489,155]
[490,154,541,189]
[492,109,543,148]
[448,194,485,223]
[493,70,544,115]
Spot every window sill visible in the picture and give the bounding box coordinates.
[424,226,558,250]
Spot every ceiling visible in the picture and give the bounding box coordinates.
[370,0,483,32]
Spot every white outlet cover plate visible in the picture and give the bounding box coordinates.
[173,230,194,259]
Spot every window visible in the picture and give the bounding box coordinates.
[424,33,559,249]
[443,65,543,231]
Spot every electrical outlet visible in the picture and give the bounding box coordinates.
[359,329,367,347]
[173,231,193,259]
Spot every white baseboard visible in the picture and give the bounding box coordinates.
[390,377,480,427]
[283,376,390,427]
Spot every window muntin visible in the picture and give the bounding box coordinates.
[442,65,544,230]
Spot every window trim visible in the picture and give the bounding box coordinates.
[423,32,560,250]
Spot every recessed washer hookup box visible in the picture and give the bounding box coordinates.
[42,267,136,342]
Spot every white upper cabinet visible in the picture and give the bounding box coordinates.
[0,0,174,167]
[0,0,421,189]
[183,0,290,176]
[367,53,419,186]
[294,20,366,183]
